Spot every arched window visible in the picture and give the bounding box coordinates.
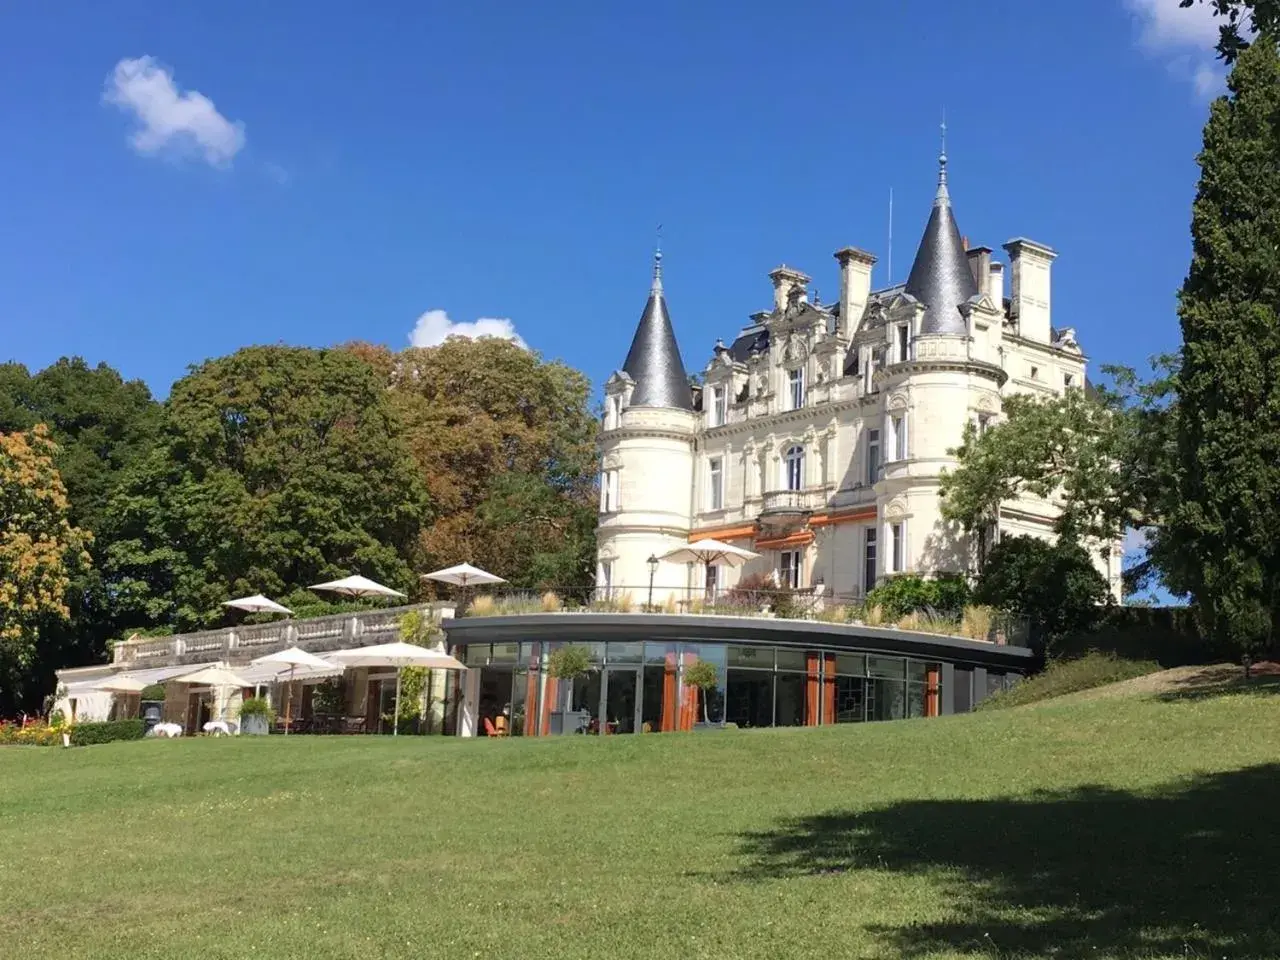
[783,445,805,492]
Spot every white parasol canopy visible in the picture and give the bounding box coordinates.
[423,563,506,588]
[250,647,334,671]
[96,675,149,693]
[328,642,465,736]
[309,575,407,599]
[659,538,760,568]
[172,665,253,688]
[223,594,293,615]
[250,647,336,735]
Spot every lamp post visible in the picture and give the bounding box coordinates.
[647,554,659,611]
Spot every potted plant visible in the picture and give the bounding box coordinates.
[546,645,592,735]
[238,697,275,736]
[683,659,722,731]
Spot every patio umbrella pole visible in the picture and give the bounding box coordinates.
[285,664,297,736]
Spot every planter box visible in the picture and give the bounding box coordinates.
[241,715,269,736]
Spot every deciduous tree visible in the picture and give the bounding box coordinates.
[0,426,90,711]
[104,346,430,629]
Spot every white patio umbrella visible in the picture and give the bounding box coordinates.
[250,647,337,735]
[327,641,466,736]
[223,594,293,615]
[96,675,148,721]
[422,563,507,588]
[309,575,407,600]
[172,665,253,726]
[660,538,761,601]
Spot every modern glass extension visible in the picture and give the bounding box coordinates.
[458,639,1021,737]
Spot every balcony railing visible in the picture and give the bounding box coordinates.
[459,585,1030,647]
[112,602,452,666]
[759,489,824,516]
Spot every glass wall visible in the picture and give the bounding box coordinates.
[460,639,969,735]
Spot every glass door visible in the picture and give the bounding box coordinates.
[601,667,641,734]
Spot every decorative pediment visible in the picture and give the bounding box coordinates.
[605,370,635,392]
[884,498,909,521]
[782,334,809,365]
[962,292,1001,316]
[602,451,623,471]
[886,392,909,413]
[976,394,999,415]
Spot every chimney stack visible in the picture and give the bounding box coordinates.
[965,246,992,298]
[768,265,811,312]
[1002,238,1057,342]
[833,247,877,337]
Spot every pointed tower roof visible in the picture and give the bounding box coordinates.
[620,250,693,410]
[903,128,978,335]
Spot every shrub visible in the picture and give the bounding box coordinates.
[541,591,562,612]
[682,659,720,724]
[977,652,1160,711]
[237,697,276,722]
[725,572,776,611]
[896,612,959,635]
[975,535,1109,648]
[139,684,166,701]
[867,574,971,621]
[312,678,346,715]
[396,667,427,723]
[468,595,496,617]
[69,719,146,746]
[862,603,886,627]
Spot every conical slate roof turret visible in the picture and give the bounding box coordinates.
[620,250,693,410]
[903,134,978,335]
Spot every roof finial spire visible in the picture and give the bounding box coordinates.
[652,223,663,294]
[936,113,949,206]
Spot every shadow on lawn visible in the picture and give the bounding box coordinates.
[1154,663,1280,704]
[731,764,1280,958]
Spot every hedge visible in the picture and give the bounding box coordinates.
[69,719,146,746]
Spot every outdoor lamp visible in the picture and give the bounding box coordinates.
[647,554,659,610]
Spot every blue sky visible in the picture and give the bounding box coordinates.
[0,0,1226,400]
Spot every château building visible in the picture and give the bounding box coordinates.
[597,151,1123,605]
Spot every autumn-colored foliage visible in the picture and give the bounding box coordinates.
[0,426,91,699]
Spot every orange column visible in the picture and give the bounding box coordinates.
[822,654,836,725]
[540,676,559,736]
[805,653,820,726]
[679,652,698,730]
[661,652,678,732]
[926,666,941,718]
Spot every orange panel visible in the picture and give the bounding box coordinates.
[540,676,558,736]
[524,667,539,736]
[926,666,941,718]
[662,653,678,732]
[690,524,758,543]
[810,508,877,527]
[756,531,816,550]
[822,653,836,725]
[806,653,820,727]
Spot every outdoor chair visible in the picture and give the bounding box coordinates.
[483,717,508,737]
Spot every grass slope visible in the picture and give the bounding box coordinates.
[3,690,1279,960]
[978,652,1162,710]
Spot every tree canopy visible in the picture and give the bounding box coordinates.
[351,337,599,589]
[0,426,91,711]
[974,536,1110,647]
[1182,1,1280,62]
[1161,38,1280,658]
[103,346,431,630]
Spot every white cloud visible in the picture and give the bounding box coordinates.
[103,56,245,167]
[1125,0,1226,99]
[408,309,526,349]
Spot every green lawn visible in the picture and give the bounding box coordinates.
[3,688,1279,960]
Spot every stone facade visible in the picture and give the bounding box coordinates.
[597,166,1123,604]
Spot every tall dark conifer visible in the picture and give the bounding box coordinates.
[1169,38,1280,659]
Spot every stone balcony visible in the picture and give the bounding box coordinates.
[111,602,454,669]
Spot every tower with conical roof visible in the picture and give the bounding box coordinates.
[596,251,698,604]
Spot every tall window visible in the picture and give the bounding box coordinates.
[890,522,905,573]
[605,395,620,430]
[705,563,719,598]
[788,368,805,410]
[1063,372,1076,391]
[600,560,614,594]
[891,414,907,461]
[896,324,909,363]
[709,386,727,427]
[863,527,878,595]
[601,469,619,513]
[779,550,802,590]
[708,457,724,510]
[784,445,804,492]
[975,413,994,437]
[866,428,881,484]
[862,347,874,393]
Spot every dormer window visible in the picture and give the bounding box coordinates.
[709,385,727,427]
[788,368,806,410]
